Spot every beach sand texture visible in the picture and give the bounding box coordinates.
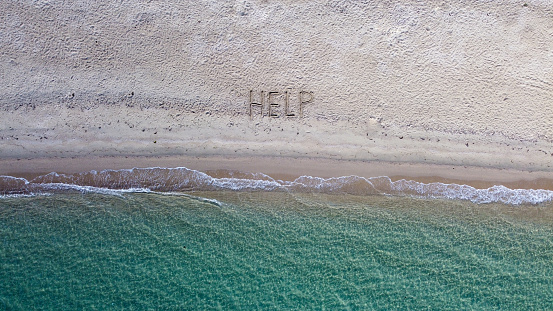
[1,0,552,180]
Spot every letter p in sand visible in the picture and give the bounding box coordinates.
[299,91,314,118]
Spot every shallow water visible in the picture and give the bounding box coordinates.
[2,166,553,204]
[1,191,552,309]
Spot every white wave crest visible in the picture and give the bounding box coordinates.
[390,179,553,205]
[1,167,552,205]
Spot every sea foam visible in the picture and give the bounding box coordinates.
[1,167,552,205]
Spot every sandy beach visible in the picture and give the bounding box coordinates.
[1,0,552,189]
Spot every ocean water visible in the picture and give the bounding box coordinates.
[1,167,553,310]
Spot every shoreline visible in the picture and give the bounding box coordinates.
[2,155,553,191]
[3,0,553,197]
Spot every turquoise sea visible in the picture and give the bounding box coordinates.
[1,167,553,310]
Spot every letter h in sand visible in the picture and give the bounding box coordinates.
[249,90,264,119]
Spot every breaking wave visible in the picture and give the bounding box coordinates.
[1,167,552,205]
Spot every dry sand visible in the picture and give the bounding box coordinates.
[1,0,552,188]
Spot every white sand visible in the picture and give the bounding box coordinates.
[1,0,552,184]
